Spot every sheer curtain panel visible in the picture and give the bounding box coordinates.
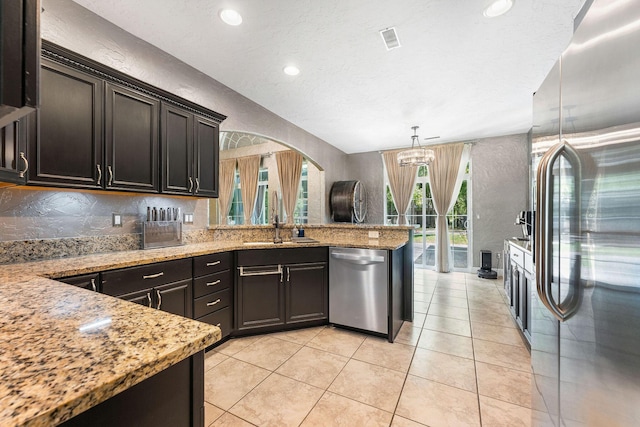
[237,155,261,224]
[382,151,418,225]
[218,158,237,225]
[428,143,469,272]
[276,150,303,223]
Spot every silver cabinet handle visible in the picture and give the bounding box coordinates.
[206,298,221,307]
[96,164,102,184]
[206,280,221,287]
[206,261,221,267]
[215,323,221,327]
[535,140,582,322]
[107,165,113,186]
[143,272,164,279]
[146,292,152,308]
[90,278,97,292]
[188,177,193,192]
[156,289,162,310]
[238,265,282,277]
[18,152,29,178]
[195,177,200,193]
[287,267,290,282]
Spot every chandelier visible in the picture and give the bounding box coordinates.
[397,126,435,167]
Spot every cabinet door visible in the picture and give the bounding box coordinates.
[0,116,28,184]
[236,266,285,330]
[155,279,193,318]
[59,272,100,292]
[285,262,328,324]
[120,288,154,308]
[161,104,193,195]
[193,115,219,197]
[105,82,159,192]
[30,60,103,188]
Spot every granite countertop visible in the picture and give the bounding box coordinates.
[0,235,409,426]
[0,276,220,427]
[507,237,533,254]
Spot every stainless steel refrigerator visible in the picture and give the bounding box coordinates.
[531,0,640,425]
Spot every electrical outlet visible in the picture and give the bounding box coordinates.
[368,230,380,239]
[112,213,122,227]
[183,213,194,224]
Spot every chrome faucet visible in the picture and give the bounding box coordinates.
[272,191,283,243]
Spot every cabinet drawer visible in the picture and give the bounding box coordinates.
[510,246,524,268]
[193,270,231,298]
[237,247,327,266]
[102,258,191,296]
[193,252,232,277]
[59,273,100,292]
[194,288,231,318]
[198,306,232,339]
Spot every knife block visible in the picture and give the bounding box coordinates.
[143,221,183,249]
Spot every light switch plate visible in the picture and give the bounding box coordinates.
[368,230,380,239]
[112,213,122,227]
[183,213,194,224]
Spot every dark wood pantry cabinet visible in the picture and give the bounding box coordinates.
[0,115,29,185]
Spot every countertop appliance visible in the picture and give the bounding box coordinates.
[531,0,640,425]
[329,247,388,335]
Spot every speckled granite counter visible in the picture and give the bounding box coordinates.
[0,276,220,427]
[0,225,411,426]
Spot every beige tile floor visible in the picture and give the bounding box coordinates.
[203,270,532,427]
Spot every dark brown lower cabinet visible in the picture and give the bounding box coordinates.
[120,279,193,318]
[235,248,329,334]
[285,262,328,324]
[59,351,204,427]
[58,272,100,292]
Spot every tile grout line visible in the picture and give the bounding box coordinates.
[466,275,484,427]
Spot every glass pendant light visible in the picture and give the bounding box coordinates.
[397,126,436,167]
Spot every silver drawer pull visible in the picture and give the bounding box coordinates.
[238,265,282,277]
[143,272,164,279]
[206,280,221,287]
[206,261,221,267]
[206,299,221,307]
[215,323,221,327]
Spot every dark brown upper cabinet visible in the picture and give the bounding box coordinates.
[0,0,40,129]
[27,41,225,195]
[0,115,30,185]
[161,104,219,197]
[28,58,104,188]
[106,83,159,193]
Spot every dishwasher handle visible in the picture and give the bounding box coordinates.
[330,252,385,265]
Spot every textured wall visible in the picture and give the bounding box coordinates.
[40,0,347,222]
[471,134,529,268]
[346,151,385,224]
[0,186,207,242]
[348,133,530,268]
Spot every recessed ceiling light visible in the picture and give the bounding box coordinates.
[283,65,300,76]
[220,9,242,26]
[483,0,514,18]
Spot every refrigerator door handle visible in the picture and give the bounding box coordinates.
[535,140,582,322]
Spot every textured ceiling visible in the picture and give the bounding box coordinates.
[71,0,585,154]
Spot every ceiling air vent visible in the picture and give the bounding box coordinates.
[379,27,401,50]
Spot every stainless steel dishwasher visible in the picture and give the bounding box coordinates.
[329,247,388,335]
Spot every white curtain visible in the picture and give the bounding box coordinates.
[237,155,261,224]
[276,150,303,223]
[218,158,237,225]
[382,151,418,225]
[428,143,470,272]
